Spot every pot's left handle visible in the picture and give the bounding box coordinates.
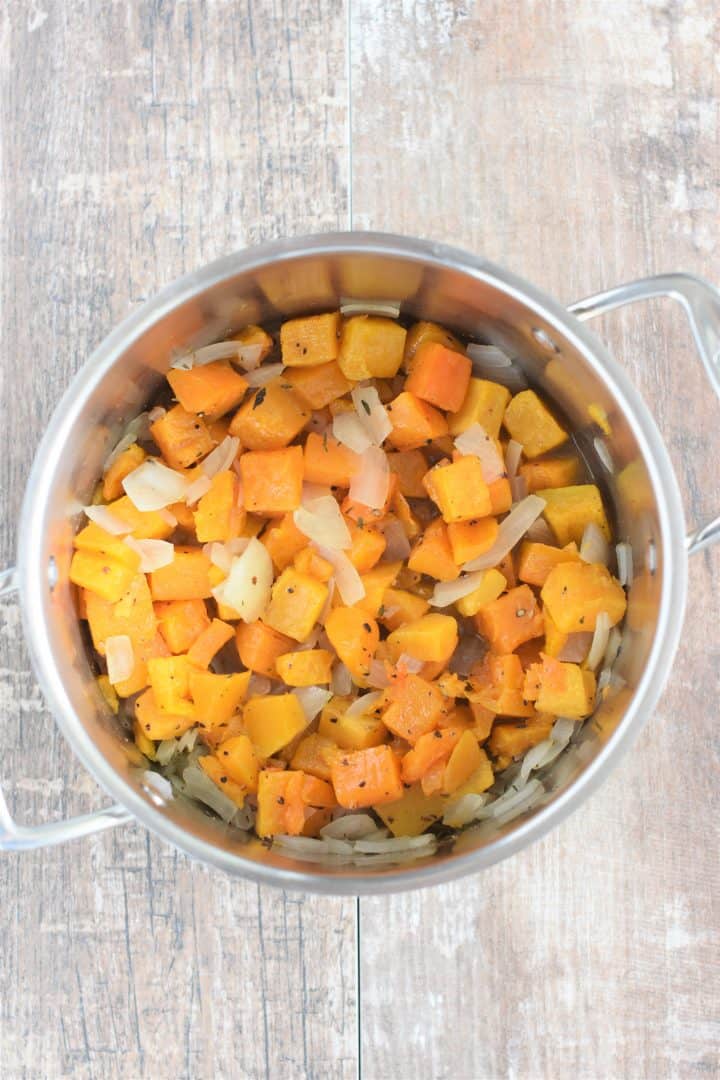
[0,567,133,852]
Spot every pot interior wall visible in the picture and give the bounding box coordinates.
[32,245,666,881]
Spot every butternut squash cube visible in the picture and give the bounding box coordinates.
[447,517,498,565]
[318,706,387,751]
[541,484,610,546]
[374,782,446,837]
[325,607,380,684]
[382,673,446,744]
[147,655,194,714]
[403,320,465,366]
[331,744,404,808]
[284,360,353,408]
[455,568,507,617]
[214,733,259,793]
[469,653,533,717]
[423,457,492,524]
[70,550,138,603]
[406,341,472,412]
[155,598,211,654]
[135,688,196,740]
[541,560,626,633]
[353,561,402,619]
[520,456,581,493]
[338,315,407,380]
[236,620,294,678]
[407,518,459,581]
[262,512,310,571]
[380,587,430,630]
[475,584,544,654]
[275,648,333,686]
[151,405,215,469]
[280,312,341,367]
[534,655,596,718]
[448,377,511,438]
[189,670,251,727]
[517,540,580,587]
[386,391,448,451]
[149,546,213,601]
[167,360,248,420]
[73,523,140,570]
[194,471,245,543]
[229,383,309,450]
[487,714,553,763]
[199,755,248,808]
[290,733,337,781]
[386,613,458,665]
[443,729,483,794]
[264,567,329,642]
[106,495,176,540]
[102,443,146,501]
[240,445,304,515]
[387,449,431,498]
[503,389,568,458]
[244,694,309,757]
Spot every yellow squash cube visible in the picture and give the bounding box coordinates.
[264,568,329,642]
[275,649,333,686]
[280,312,341,367]
[386,613,458,665]
[338,316,407,380]
[541,484,610,546]
[147,655,194,714]
[199,755,248,808]
[69,550,138,603]
[318,701,387,750]
[503,389,568,458]
[380,587,430,630]
[443,730,482,794]
[374,782,446,837]
[229,382,309,450]
[214,733,260,793]
[424,457,492,524]
[455,568,507,617]
[448,378,511,438]
[541,560,627,633]
[189,670,251,727]
[243,693,309,757]
[354,561,402,618]
[535,658,596,719]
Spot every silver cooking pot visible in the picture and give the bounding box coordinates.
[2,233,719,894]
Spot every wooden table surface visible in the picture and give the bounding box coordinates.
[1,3,718,1078]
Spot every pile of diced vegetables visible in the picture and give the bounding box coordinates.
[70,310,628,859]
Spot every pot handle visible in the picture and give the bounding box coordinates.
[569,272,720,556]
[0,567,133,852]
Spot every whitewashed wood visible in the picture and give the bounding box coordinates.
[0,3,355,1079]
[353,2,720,1077]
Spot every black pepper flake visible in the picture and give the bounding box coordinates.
[358,780,366,788]
[330,717,338,723]
[287,587,295,594]
[579,616,585,625]
[362,622,371,633]
[433,730,442,739]
[220,776,228,784]
[252,387,267,409]
[322,431,329,451]
[361,398,371,415]
[252,575,258,585]
[277,796,285,804]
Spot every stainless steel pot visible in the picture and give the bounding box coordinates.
[2,233,719,894]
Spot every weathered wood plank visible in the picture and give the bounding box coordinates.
[0,3,354,1078]
[352,2,719,1077]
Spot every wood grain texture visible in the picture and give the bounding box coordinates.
[352,2,719,1078]
[0,3,355,1079]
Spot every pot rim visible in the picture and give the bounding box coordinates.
[16,232,688,894]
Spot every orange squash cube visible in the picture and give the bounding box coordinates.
[155,598,211,654]
[517,540,581,587]
[386,391,448,451]
[167,360,248,420]
[229,383,309,450]
[407,517,459,581]
[303,432,360,487]
[151,405,215,469]
[475,584,544,654]
[423,456,492,524]
[338,316,406,380]
[447,517,498,564]
[406,341,472,412]
[280,312,341,367]
[149,546,213,601]
[194,471,245,543]
[240,445,303,515]
[503,389,568,459]
[284,360,353,408]
[235,620,294,678]
[331,745,404,808]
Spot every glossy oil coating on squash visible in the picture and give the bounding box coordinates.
[71,313,627,844]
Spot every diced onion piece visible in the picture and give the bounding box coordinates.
[345,691,383,717]
[367,660,391,689]
[294,496,352,550]
[351,386,392,445]
[594,436,614,474]
[454,424,505,483]
[430,571,486,607]
[396,653,424,674]
[525,517,554,543]
[83,505,130,535]
[505,439,523,478]
[353,834,435,854]
[604,626,622,668]
[320,814,378,840]
[245,362,285,387]
[200,436,240,478]
[248,674,272,697]
[490,779,544,822]
[616,541,633,586]
[204,539,249,574]
[105,635,134,685]
[556,632,593,663]
[580,522,610,566]
[339,298,401,318]
[381,517,411,561]
[122,459,189,511]
[331,662,354,696]
[318,578,336,625]
[123,537,175,573]
[442,793,490,828]
[462,495,546,572]
[348,446,390,510]
[295,687,332,722]
[315,546,365,605]
[148,406,167,423]
[211,538,273,622]
[466,343,512,367]
[510,476,528,503]
[182,764,239,823]
[332,411,373,454]
[184,473,212,506]
[586,611,611,670]
[235,343,264,371]
[170,341,244,370]
[301,482,334,505]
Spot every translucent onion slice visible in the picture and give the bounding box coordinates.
[200,436,240,478]
[353,834,435,854]
[248,673,272,697]
[442,793,491,828]
[345,691,383,717]
[184,473,212,506]
[301,482,334,505]
[104,412,150,469]
[159,509,178,528]
[105,635,134,685]
[331,662,353,696]
[556,632,593,663]
[332,411,373,454]
[315,545,365,605]
[83,505,130,535]
[381,517,411,561]
[295,686,332,722]
[430,571,486,607]
[182,765,239,822]
[170,341,244,370]
[616,541,633,586]
[211,538,273,622]
[339,298,401,318]
[462,495,546,572]
[320,814,378,840]
[122,459,189,511]
[348,446,390,510]
[123,537,175,573]
[396,653,423,674]
[510,476,529,503]
[580,522,610,566]
[148,406,167,423]
[203,538,249,574]
[367,660,392,689]
[351,386,392,445]
[294,496,352,550]
[505,439,523,478]
[454,424,505,483]
[525,517,554,543]
[234,343,264,371]
[586,611,611,670]
[466,343,512,367]
[245,362,285,387]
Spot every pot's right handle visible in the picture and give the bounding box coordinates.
[0,567,133,852]
[569,272,720,557]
